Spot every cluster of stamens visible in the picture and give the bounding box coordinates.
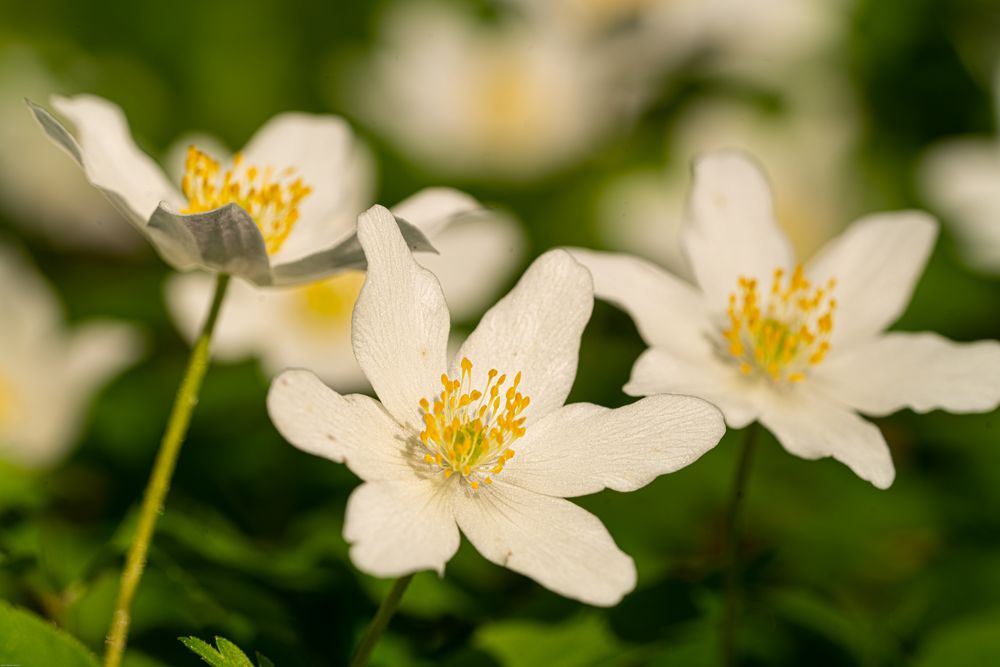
[721,265,836,384]
[418,358,530,490]
[180,145,312,255]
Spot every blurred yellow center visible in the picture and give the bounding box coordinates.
[0,373,15,425]
[722,265,836,384]
[180,145,312,255]
[418,357,530,490]
[295,272,365,330]
[570,0,652,31]
[474,59,539,148]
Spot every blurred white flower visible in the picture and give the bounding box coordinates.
[599,88,859,278]
[166,188,524,390]
[342,1,626,180]
[0,47,138,252]
[29,94,431,285]
[921,67,1000,273]
[502,0,849,84]
[267,205,724,605]
[574,151,1000,489]
[0,245,141,468]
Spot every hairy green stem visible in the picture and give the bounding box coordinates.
[103,273,230,667]
[721,423,760,667]
[350,575,415,667]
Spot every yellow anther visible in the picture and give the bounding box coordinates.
[417,359,529,490]
[721,264,836,385]
[180,145,311,255]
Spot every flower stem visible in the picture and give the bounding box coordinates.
[350,575,415,667]
[103,273,230,667]
[721,422,760,667]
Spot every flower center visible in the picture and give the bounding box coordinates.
[418,357,530,489]
[0,372,16,427]
[294,271,365,332]
[180,145,313,255]
[721,265,836,384]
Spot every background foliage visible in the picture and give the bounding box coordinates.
[2,0,1000,665]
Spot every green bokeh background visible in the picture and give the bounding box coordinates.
[2,0,1000,665]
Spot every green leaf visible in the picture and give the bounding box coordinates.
[475,613,626,667]
[0,601,99,667]
[179,637,228,667]
[215,637,255,667]
[179,636,270,667]
[914,609,1000,667]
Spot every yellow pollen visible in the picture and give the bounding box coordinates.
[294,271,365,331]
[180,145,313,255]
[721,265,836,384]
[0,372,14,425]
[418,357,529,490]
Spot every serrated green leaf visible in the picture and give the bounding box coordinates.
[0,601,99,667]
[214,636,254,667]
[179,636,228,667]
[256,652,276,667]
[180,636,266,667]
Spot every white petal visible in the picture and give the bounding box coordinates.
[146,203,272,284]
[165,273,274,363]
[568,248,708,355]
[0,244,61,341]
[815,332,1000,417]
[453,250,592,423]
[42,95,182,225]
[268,216,436,287]
[625,347,763,428]
[805,211,937,347]
[353,205,450,430]
[267,369,417,482]
[414,207,524,321]
[64,321,143,393]
[920,138,1000,273]
[759,389,895,489]
[259,275,368,390]
[391,187,482,238]
[454,481,636,606]
[344,480,459,577]
[682,150,794,310]
[501,395,724,498]
[240,112,364,264]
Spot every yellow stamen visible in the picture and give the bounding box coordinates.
[721,264,836,385]
[417,357,530,490]
[180,145,312,255]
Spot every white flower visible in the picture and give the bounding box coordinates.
[0,46,138,252]
[921,66,1000,274]
[29,94,431,285]
[599,91,859,278]
[502,0,848,84]
[573,150,1000,489]
[166,188,524,390]
[267,205,724,605]
[340,1,622,180]
[0,245,141,468]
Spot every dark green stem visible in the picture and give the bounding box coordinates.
[721,422,760,667]
[350,575,415,667]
